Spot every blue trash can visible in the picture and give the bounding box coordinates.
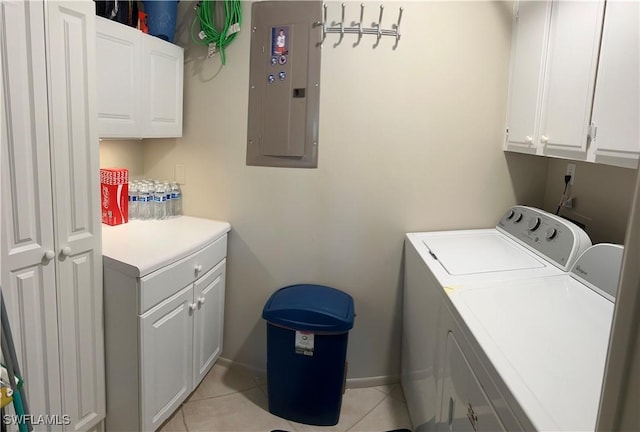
[262,284,355,426]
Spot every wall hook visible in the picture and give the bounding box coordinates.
[316,4,328,45]
[352,3,365,47]
[392,7,403,49]
[373,5,384,48]
[333,3,346,47]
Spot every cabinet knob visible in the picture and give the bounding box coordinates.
[44,250,55,260]
[525,135,533,144]
[61,246,72,257]
[540,135,549,144]
[197,297,206,306]
[195,264,203,274]
[189,303,197,312]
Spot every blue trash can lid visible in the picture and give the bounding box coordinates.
[262,284,355,333]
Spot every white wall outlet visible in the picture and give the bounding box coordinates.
[566,163,576,185]
[175,164,186,184]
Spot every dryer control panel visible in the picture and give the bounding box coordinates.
[496,206,592,271]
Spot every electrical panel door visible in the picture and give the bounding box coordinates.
[247,1,322,168]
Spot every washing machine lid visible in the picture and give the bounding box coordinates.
[423,232,545,276]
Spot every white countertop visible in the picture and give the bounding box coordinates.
[102,216,231,277]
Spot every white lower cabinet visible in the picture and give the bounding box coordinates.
[140,262,225,431]
[102,220,229,431]
[141,285,194,432]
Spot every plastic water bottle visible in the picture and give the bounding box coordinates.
[138,183,151,220]
[164,181,172,217]
[171,182,182,216]
[153,182,167,220]
[128,181,139,220]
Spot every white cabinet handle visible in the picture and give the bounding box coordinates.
[195,264,203,273]
[525,135,533,144]
[189,303,197,312]
[61,246,72,257]
[197,297,205,306]
[540,135,549,144]
[44,250,55,260]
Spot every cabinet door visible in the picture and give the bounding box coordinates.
[589,1,640,169]
[0,1,63,427]
[193,259,226,387]
[539,0,604,159]
[45,1,105,431]
[504,1,551,154]
[142,35,183,138]
[140,285,194,432]
[95,17,142,138]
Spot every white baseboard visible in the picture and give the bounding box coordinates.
[218,357,399,389]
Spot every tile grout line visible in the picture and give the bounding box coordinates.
[179,407,189,432]
[185,384,261,405]
[346,393,392,432]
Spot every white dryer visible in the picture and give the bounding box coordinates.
[444,244,623,431]
[402,206,592,432]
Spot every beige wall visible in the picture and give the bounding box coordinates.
[99,140,145,177]
[139,1,549,380]
[543,159,638,244]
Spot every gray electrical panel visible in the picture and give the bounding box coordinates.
[247,1,322,168]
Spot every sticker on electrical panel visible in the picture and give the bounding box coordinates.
[295,331,314,356]
[272,26,289,56]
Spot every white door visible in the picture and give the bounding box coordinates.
[439,333,506,432]
[193,260,226,387]
[0,1,63,429]
[539,0,604,159]
[45,2,105,431]
[504,1,551,154]
[589,1,640,169]
[95,16,142,138]
[142,35,183,138]
[140,285,194,432]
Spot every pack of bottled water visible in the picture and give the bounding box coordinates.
[128,179,182,221]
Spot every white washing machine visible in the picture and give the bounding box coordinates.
[401,206,593,432]
[444,243,623,431]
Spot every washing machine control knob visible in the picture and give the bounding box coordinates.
[529,217,541,231]
[506,209,515,220]
[546,228,558,240]
[513,212,523,223]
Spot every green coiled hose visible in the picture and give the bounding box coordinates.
[191,0,242,65]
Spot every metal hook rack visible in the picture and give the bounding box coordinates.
[316,3,403,49]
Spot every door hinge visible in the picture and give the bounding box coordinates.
[588,123,597,142]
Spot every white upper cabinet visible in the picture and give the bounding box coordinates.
[96,17,142,138]
[95,17,183,139]
[505,1,551,154]
[539,0,604,159]
[142,35,184,138]
[504,0,640,170]
[589,1,640,169]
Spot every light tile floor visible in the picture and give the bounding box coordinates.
[159,364,413,432]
